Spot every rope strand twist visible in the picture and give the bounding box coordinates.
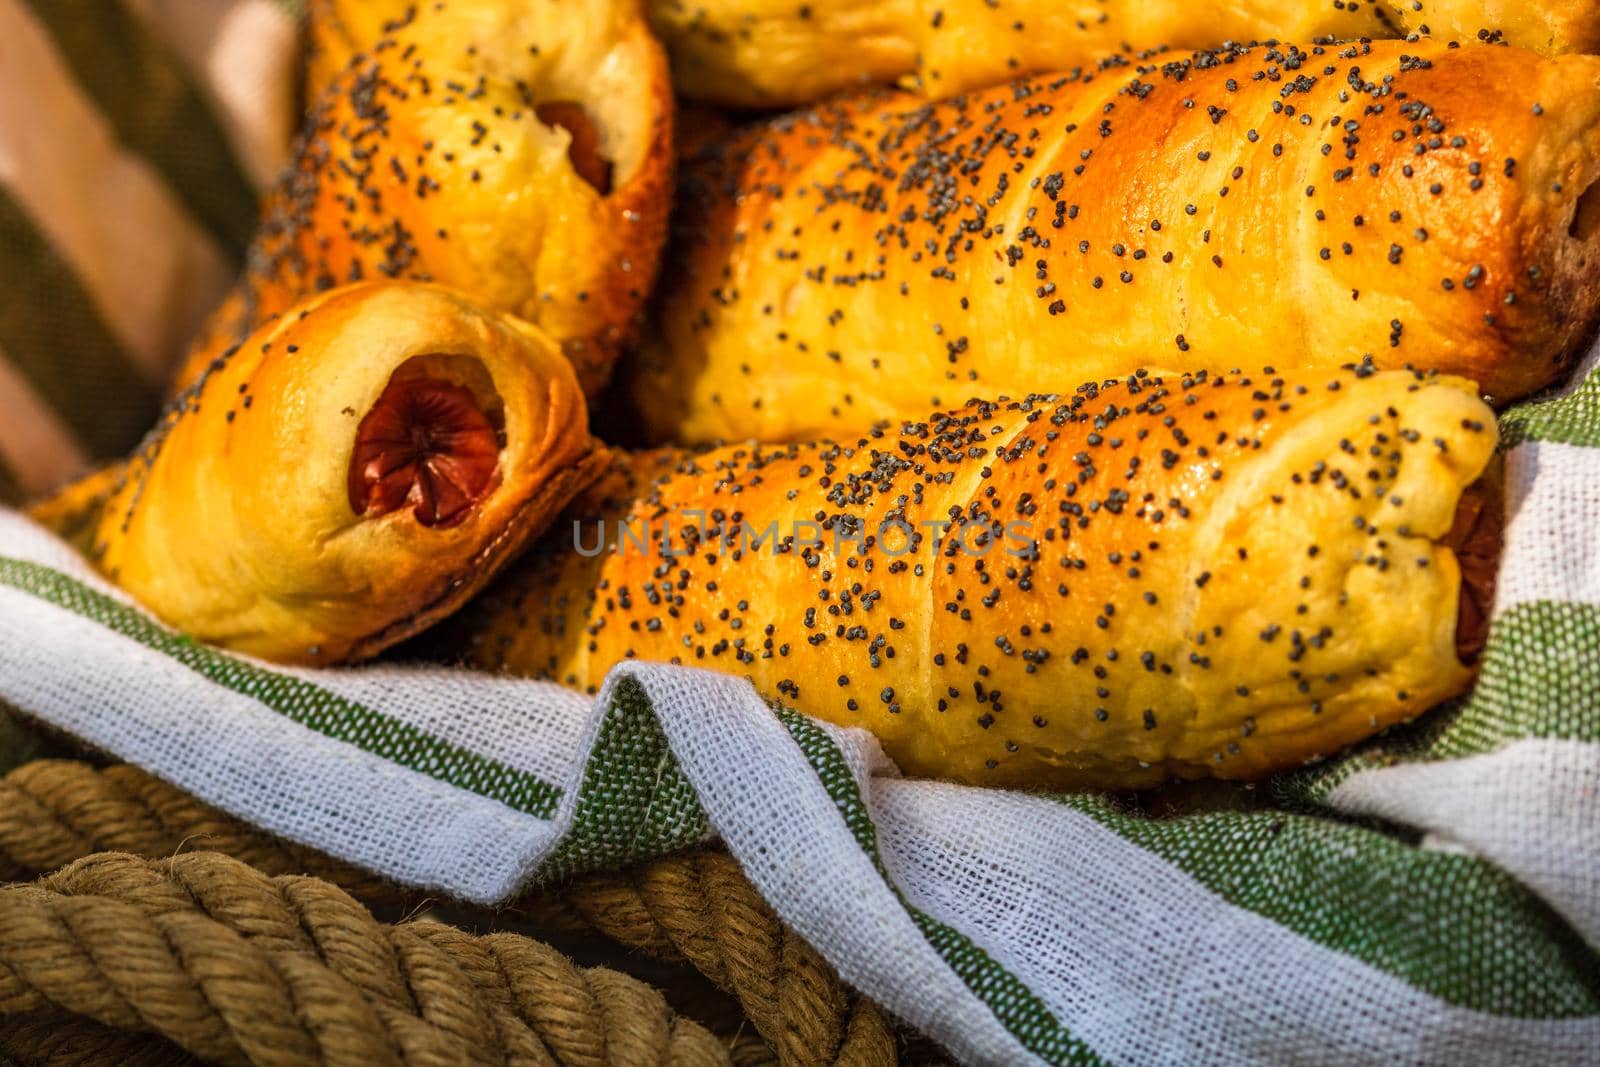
[0,760,898,1066]
[0,850,728,1067]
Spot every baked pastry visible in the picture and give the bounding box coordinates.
[33,282,606,666]
[628,39,1600,444]
[456,366,1499,789]
[175,0,674,397]
[650,0,1600,107]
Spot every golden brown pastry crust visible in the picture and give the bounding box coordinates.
[628,40,1600,444]
[1411,0,1600,57]
[37,282,606,666]
[305,0,403,101]
[649,0,1600,108]
[177,0,674,398]
[458,367,1497,790]
[24,461,127,552]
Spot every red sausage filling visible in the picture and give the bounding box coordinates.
[347,376,500,528]
[1444,483,1502,664]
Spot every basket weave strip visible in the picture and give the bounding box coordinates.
[0,760,898,1067]
[0,851,729,1067]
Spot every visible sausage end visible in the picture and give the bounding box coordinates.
[347,376,501,528]
[1443,481,1502,665]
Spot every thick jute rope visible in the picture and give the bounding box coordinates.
[515,855,895,1067]
[0,760,390,898]
[0,761,899,1067]
[0,1013,789,1067]
[1,1011,202,1066]
[0,850,732,1067]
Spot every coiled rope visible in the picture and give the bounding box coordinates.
[2,850,732,1066]
[1,1011,202,1066]
[0,761,898,1066]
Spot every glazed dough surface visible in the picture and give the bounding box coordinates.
[178,0,674,397]
[463,367,1496,789]
[651,0,1600,106]
[632,40,1600,444]
[39,283,603,665]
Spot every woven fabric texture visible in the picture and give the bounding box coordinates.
[2,396,1598,1063]
[0,2,1596,1064]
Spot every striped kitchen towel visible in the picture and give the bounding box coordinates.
[1,4,1597,1064]
[0,337,1597,1065]
[0,0,298,501]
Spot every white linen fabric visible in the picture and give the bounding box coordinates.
[3,332,1599,1064]
[0,3,1596,1062]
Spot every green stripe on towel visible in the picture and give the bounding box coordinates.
[777,707,1106,1066]
[0,187,158,458]
[1416,600,1600,754]
[20,0,259,255]
[0,555,564,819]
[1500,365,1600,449]
[1276,598,1600,805]
[781,701,1596,1030]
[535,677,710,881]
[1058,794,1600,1019]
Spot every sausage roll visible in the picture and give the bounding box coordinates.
[176,0,674,397]
[34,282,606,666]
[628,39,1600,444]
[650,0,1600,108]
[457,366,1500,790]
